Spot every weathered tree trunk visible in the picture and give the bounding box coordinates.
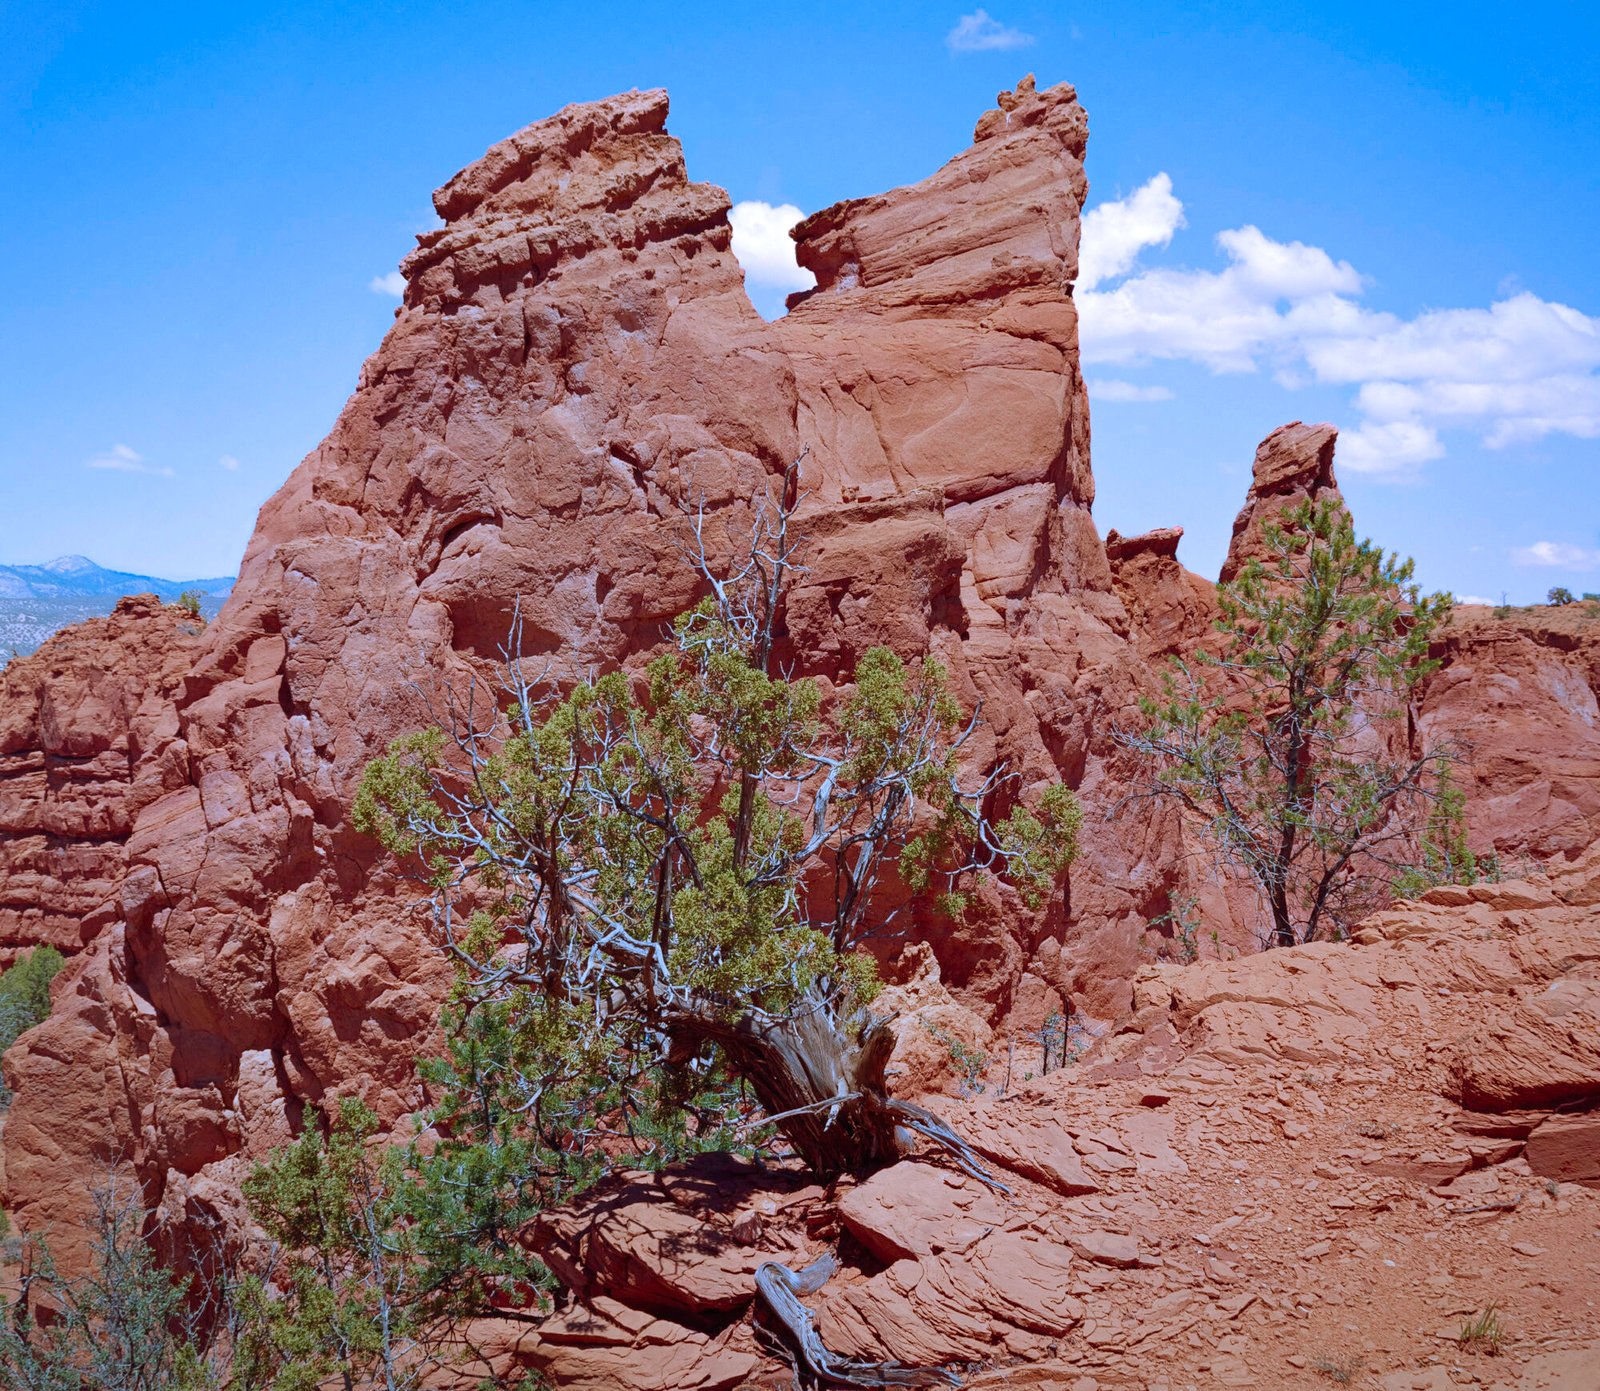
[1267,873,1296,949]
[671,994,1003,1186]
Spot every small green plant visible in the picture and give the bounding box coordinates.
[1583,592,1600,603]
[1392,764,1500,899]
[1548,586,1575,606]
[0,945,65,1105]
[1038,1010,1067,1075]
[923,1021,988,1096]
[1148,894,1201,963]
[176,588,205,619]
[238,1098,435,1391]
[0,1176,223,1390]
[1310,1352,1367,1384]
[1458,1304,1505,1355]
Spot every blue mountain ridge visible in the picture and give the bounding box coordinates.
[0,555,235,601]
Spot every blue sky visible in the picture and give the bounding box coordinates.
[2,1,1596,600]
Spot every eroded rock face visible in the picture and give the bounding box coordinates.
[0,596,201,963]
[1219,420,1340,582]
[1419,605,1600,862]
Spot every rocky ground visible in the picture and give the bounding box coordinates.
[443,848,1600,1391]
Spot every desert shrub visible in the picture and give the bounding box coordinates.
[0,1176,222,1390]
[355,466,1079,1183]
[1548,586,1575,606]
[0,945,65,1105]
[1148,893,1202,962]
[1458,1304,1506,1355]
[176,589,204,619]
[1392,765,1500,898]
[1117,498,1455,946]
[922,1021,988,1096]
[236,1099,431,1391]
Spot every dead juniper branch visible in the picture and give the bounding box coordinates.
[756,1253,960,1388]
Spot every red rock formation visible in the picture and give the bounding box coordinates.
[0,596,200,963]
[2,77,1182,1267]
[2,78,1597,1349]
[1104,526,1214,664]
[1219,420,1340,582]
[1420,604,1600,862]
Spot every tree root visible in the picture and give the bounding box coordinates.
[755,1253,962,1388]
[885,1098,1011,1196]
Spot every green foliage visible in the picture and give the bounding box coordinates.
[0,1180,221,1391]
[237,1099,429,1391]
[1391,765,1500,899]
[355,477,1081,1185]
[1148,893,1202,963]
[1457,1304,1506,1355]
[1120,498,1455,946]
[1547,586,1575,606]
[176,590,205,620]
[922,1021,988,1096]
[0,945,65,1105]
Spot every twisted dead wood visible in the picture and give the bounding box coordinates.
[755,1253,961,1388]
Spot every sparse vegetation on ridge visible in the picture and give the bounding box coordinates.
[1117,498,1460,947]
[0,946,64,1106]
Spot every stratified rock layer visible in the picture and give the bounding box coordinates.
[453,851,1600,1388]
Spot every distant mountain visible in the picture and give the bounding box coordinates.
[0,555,234,601]
[0,557,235,659]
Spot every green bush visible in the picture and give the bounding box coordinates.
[0,946,64,1104]
[0,1177,221,1390]
[1548,586,1576,606]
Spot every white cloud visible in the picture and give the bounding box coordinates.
[1090,379,1174,403]
[1454,594,1495,606]
[945,9,1034,52]
[728,201,816,295]
[1512,540,1600,570]
[86,444,173,477]
[1076,175,1600,478]
[370,271,406,298]
[219,454,241,471]
[1336,420,1444,476]
[1078,174,1184,292]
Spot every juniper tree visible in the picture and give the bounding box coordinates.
[354,462,1080,1180]
[236,1100,423,1391]
[0,1176,221,1391]
[1117,497,1454,947]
